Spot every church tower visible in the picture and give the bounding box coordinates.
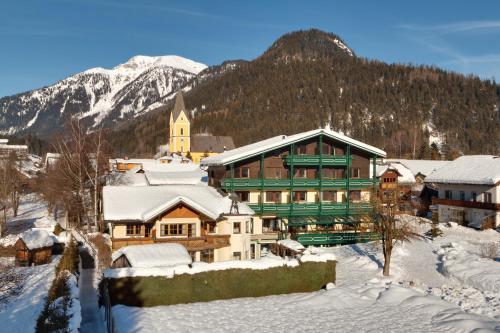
[169,91,191,155]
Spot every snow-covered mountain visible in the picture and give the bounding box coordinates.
[0,55,207,138]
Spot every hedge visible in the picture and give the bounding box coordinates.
[106,260,335,307]
[36,239,80,332]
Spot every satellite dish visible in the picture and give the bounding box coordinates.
[229,192,240,214]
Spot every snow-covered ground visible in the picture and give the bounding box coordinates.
[113,218,500,332]
[0,257,60,333]
[0,193,57,247]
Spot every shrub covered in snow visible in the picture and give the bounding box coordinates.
[36,239,81,332]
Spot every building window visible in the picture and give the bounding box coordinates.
[294,191,307,202]
[351,168,361,178]
[322,191,337,202]
[233,222,241,234]
[180,128,184,135]
[321,142,332,155]
[294,168,307,178]
[459,191,465,201]
[233,252,242,260]
[296,144,307,155]
[126,224,141,236]
[236,191,249,202]
[349,190,361,202]
[201,249,214,263]
[235,166,250,178]
[250,244,256,259]
[263,218,280,232]
[144,225,152,237]
[471,192,477,202]
[445,190,452,199]
[246,221,251,233]
[160,224,194,237]
[322,168,335,179]
[265,191,281,203]
[484,192,492,203]
[203,222,216,234]
[266,167,282,179]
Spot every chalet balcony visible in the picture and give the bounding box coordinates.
[111,234,231,251]
[432,198,500,211]
[221,178,377,190]
[283,154,351,166]
[293,231,380,246]
[248,202,373,217]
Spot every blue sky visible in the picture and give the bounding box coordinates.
[1,0,500,97]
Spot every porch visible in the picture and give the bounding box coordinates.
[111,234,231,251]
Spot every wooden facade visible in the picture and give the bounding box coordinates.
[15,238,52,266]
[205,131,384,246]
[110,234,231,251]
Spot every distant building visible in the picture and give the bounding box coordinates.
[384,159,451,215]
[425,155,500,229]
[0,139,28,159]
[168,91,235,164]
[372,163,415,203]
[107,161,207,187]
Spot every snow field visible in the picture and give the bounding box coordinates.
[0,257,60,333]
[112,217,500,332]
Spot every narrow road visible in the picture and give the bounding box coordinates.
[79,248,106,333]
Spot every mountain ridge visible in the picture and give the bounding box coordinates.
[0,55,207,138]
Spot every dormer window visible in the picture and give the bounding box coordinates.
[181,128,184,135]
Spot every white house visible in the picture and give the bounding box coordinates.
[103,184,257,262]
[425,155,500,228]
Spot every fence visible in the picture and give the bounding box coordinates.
[102,279,115,333]
[72,228,98,259]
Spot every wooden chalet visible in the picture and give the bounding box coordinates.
[201,128,387,249]
[15,230,54,266]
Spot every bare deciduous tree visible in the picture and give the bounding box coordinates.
[39,118,109,231]
[370,191,418,276]
[0,152,25,218]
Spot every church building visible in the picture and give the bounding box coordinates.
[169,91,235,164]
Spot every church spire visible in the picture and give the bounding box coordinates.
[172,90,186,122]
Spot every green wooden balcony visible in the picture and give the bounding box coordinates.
[248,202,373,217]
[293,232,380,246]
[222,178,377,190]
[283,154,351,166]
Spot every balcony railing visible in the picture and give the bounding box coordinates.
[222,178,377,190]
[293,231,380,246]
[283,154,351,166]
[248,202,373,217]
[432,198,500,211]
[111,234,231,251]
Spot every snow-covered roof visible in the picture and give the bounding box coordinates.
[201,128,386,166]
[425,155,500,185]
[370,163,416,184]
[103,184,254,222]
[145,170,206,186]
[143,163,206,185]
[108,163,207,186]
[107,171,149,186]
[19,229,54,250]
[277,239,305,252]
[112,243,192,268]
[385,159,450,177]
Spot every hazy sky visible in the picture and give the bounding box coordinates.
[1,0,500,97]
